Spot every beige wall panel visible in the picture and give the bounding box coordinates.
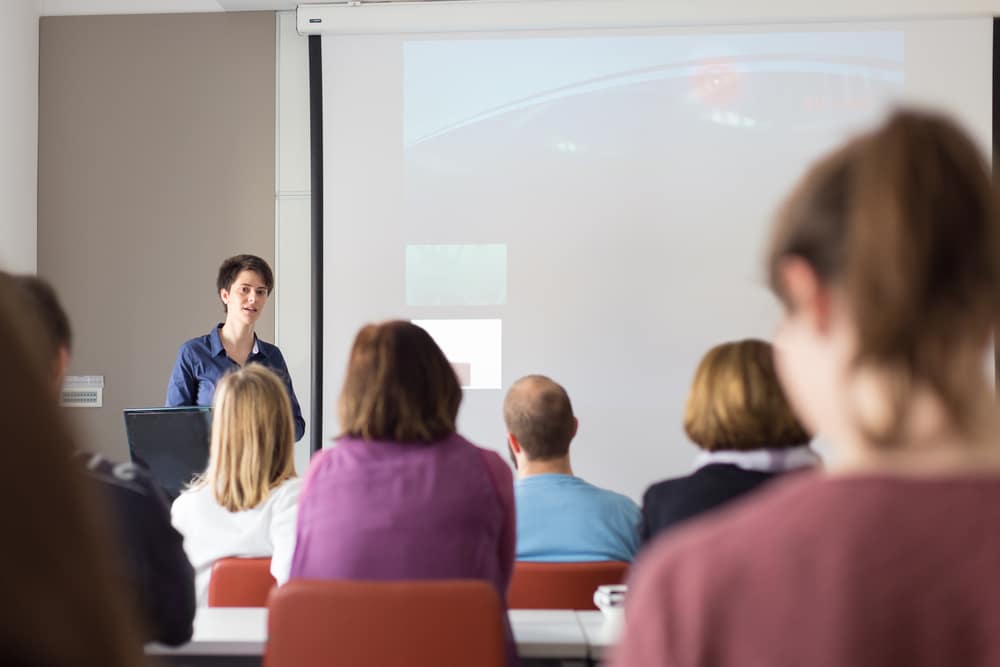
[39,12,276,460]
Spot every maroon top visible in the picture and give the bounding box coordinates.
[291,433,517,665]
[613,472,1000,667]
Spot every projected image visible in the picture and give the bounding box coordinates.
[401,31,905,264]
[406,244,507,306]
[404,32,904,150]
[411,318,502,390]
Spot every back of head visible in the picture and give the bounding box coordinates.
[503,375,576,460]
[684,339,810,451]
[12,275,72,356]
[207,364,296,511]
[0,274,141,664]
[338,320,461,442]
[768,108,1000,442]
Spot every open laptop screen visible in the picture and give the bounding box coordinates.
[123,406,212,501]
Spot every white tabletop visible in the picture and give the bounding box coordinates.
[576,610,623,661]
[147,607,267,656]
[509,609,588,659]
[147,607,602,660]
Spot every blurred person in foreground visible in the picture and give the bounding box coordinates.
[13,274,195,646]
[640,338,816,544]
[0,273,142,665]
[612,109,1000,667]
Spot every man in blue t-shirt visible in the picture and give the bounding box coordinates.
[504,375,640,562]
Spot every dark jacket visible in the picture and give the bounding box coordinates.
[640,463,779,544]
[79,452,196,646]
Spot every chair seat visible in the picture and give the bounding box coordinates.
[207,557,276,607]
[508,560,629,610]
[265,579,506,667]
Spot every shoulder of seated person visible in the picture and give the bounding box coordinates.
[77,451,157,492]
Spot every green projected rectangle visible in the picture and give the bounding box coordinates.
[406,244,507,306]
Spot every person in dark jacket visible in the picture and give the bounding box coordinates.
[640,338,818,544]
[14,274,196,646]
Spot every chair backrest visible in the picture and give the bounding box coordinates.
[265,579,506,667]
[508,561,629,610]
[207,557,276,607]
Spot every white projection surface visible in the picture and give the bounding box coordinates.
[322,19,992,501]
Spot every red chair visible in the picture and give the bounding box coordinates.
[207,557,276,607]
[265,579,506,667]
[508,561,629,610]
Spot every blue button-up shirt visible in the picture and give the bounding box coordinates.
[166,325,305,441]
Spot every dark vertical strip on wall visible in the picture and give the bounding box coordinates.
[309,35,324,455]
[994,18,999,384]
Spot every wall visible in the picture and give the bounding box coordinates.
[38,12,277,460]
[275,10,313,472]
[0,0,39,273]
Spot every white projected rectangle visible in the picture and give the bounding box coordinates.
[412,318,502,390]
[322,18,992,501]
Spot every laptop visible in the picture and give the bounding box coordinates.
[123,406,212,501]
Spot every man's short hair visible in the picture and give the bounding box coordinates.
[503,375,575,460]
[13,275,72,358]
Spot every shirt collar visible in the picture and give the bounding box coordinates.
[693,445,821,474]
[209,324,263,359]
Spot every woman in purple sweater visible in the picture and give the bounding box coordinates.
[613,110,1000,666]
[290,320,517,665]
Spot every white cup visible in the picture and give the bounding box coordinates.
[593,584,627,627]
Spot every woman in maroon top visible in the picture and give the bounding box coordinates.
[613,110,1000,667]
[291,320,517,665]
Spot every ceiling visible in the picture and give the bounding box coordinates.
[39,0,300,13]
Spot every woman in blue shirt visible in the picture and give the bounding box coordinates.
[166,254,305,440]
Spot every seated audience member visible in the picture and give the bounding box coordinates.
[612,110,1000,667]
[291,320,517,667]
[504,374,640,562]
[171,364,301,606]
[13,274,195,646]
[0,274,142,665]
[640,339,816,544]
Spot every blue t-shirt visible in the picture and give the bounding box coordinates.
[515,474,641,562]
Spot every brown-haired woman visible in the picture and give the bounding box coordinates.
[0,274,142,665]
[613,109,1000,667]
[639,338,816,544]
[290,321,517,666]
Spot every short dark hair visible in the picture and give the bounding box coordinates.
[338,320,461,443]
[503,375,576,460]
[216,255,274,312]
[14,275,72,357]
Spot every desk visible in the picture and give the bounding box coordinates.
[510,609,588,659]
[576,611,622,661]
[147,607,618,664]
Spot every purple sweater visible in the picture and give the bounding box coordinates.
[290,433,517,664]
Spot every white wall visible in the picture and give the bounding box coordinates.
[0,0,39,273]
[275,10,314,473]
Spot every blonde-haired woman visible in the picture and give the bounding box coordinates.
[640,338,816,544]
[171,364,301,605]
